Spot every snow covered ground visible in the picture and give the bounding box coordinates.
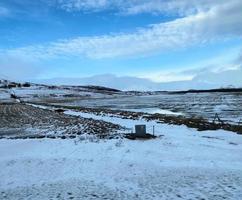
[120,108,183,115]
[1,110,242,199]
[1,82,242,199]
[0,83,123,104]
[1,81,242,124]
[62,93,242,124]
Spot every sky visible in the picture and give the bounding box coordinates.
[0,0,242,86]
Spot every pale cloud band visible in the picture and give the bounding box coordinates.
[2,0,242,61]
[0,6,9,17]
[57,0,228,16]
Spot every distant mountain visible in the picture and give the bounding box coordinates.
[30,66,242,91]
[31,74,213,91]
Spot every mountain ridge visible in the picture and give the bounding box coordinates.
[31,74,237,91]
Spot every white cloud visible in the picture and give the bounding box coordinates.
[0,6,10,17]
[139,46,242,83]
[123,0,227,16]
[143,72,193,83]
[237,51,242,64]
[192,66,242,87]
[32,66,242,90]
[1,0,242,60]
[56,0,229,16]
[0,55,42,80]
[57,0,110,12]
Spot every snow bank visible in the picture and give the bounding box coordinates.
[0,126,242,199]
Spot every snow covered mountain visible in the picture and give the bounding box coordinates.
[32,70,241,91]
[3,64,241,91]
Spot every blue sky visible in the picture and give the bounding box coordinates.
[0,0,242,84]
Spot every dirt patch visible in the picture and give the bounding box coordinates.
[37,103,242,134]
[0,103,123,139]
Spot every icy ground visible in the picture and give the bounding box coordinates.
[1,81,242,124]
[61,93,242,124]
[1,111,242,200]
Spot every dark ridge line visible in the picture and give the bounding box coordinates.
[168,88,242,94]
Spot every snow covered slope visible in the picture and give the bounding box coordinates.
[0,79,242,199]
[0,112,242,199]
[0,80,123,103]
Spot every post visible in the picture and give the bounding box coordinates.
[153,125,155,136]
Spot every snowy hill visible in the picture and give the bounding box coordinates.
[32,68,242,91]
[1,110,242,199]
[0,77,242,199]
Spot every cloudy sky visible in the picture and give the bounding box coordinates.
[0,0,242,86]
